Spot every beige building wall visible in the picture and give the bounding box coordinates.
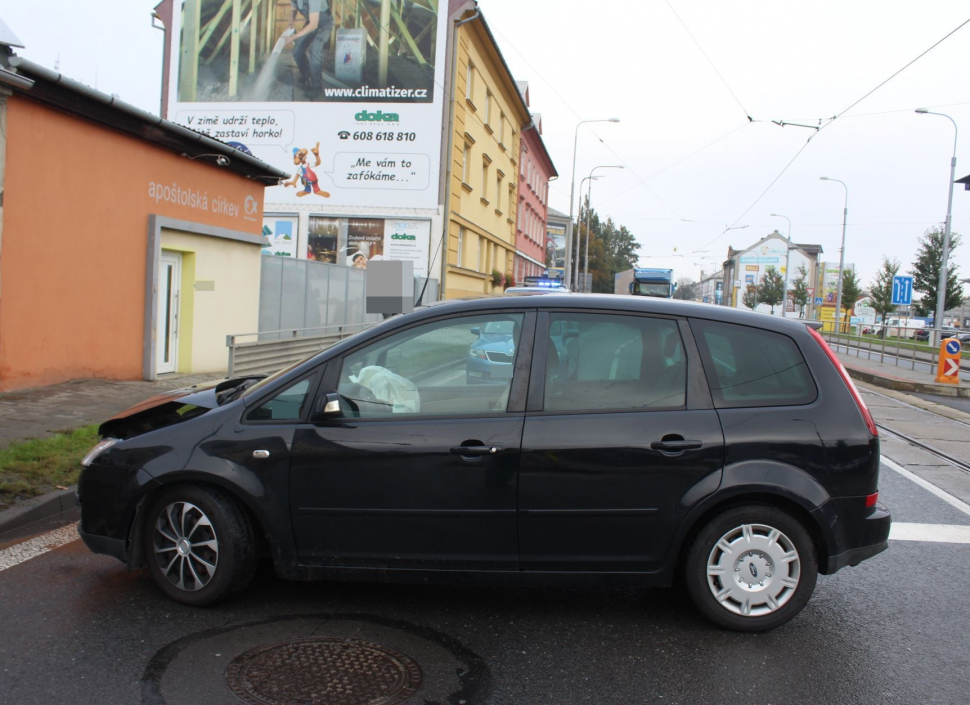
[160,228,261,374]
[443,18,530,299]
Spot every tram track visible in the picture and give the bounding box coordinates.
[861,388,970,475]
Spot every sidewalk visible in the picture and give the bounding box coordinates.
[836,351,969,398]
[0,373,223,447]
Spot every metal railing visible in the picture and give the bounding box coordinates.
[227,322,377,377]
[822,324,966,374]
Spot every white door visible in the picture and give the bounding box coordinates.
[156,252,181,375]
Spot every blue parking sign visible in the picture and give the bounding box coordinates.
[892,276,913,306]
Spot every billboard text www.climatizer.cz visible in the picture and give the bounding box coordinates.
[168,0,447,210]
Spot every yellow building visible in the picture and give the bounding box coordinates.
[440,11,531,299]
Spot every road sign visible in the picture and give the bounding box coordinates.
[936,337,961,385]
[807,288,815,297]
[814,297,824,306]
[892,276,913,306]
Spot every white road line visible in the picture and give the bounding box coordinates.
[0,523,79,572]
[881,456,970,518]
[890,523,970,544]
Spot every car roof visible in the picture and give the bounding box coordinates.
[410,294,813,333]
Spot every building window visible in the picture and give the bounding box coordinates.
[496,175,502,207]
[465,61,475,102]
[477,236,483,272]
[482,162,489,201]
[484,90,492,126]
[457,226,464,267]
[461,143,470,184]
[509,187,515,217]
[499,113,507,146]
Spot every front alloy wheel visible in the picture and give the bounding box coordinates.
[144,485,256,606]
[685,505,818,632]
[152,502,220,592]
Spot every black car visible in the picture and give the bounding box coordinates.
[914,327,969,343]
[78,295,890,632]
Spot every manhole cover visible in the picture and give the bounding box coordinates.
[225,637,422,704]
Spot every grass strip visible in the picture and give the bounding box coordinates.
[0,425,99,511]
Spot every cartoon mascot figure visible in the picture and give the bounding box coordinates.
[284,142,330,198]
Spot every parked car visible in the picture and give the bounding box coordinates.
[913,327,969,343]
[77,295,890,632]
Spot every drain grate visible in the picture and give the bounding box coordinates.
[225,637,422,704]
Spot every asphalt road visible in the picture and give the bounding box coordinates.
[2,394,970,703]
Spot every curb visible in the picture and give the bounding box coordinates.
[844,365,970,398]
[0,486,78,539]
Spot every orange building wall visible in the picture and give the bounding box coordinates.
[0,95,265,391]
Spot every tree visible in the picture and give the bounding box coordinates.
[574,195,641,294]
[741,283,760,310]
[790,265,810,318]
[869,257,901,338]
[911,227,963,318]
[673,277,697,300]
[757,267,786,314]
[838,269,864,332]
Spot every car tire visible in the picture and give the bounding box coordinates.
[143,485,257,606]
[684,504,818,632]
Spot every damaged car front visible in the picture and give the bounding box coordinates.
[76,376,261,566]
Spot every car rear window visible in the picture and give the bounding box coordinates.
[691,320,817,408]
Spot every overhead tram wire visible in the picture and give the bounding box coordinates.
[663,0,755,123]
[696,15,970,253]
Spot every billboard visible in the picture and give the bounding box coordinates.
[821,262,855,304]
[307,215,431,276]
[168,0,447,210]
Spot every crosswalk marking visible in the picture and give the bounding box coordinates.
[890,523,970,544]
[0,523,79,572]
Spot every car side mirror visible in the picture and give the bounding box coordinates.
[470,326,481,336]
[310,391,343,424]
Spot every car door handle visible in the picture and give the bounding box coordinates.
[450,445,501,456]
[650,439,702,452]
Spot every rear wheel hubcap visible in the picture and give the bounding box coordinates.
[706,523,800,617]
[152,501,219,592]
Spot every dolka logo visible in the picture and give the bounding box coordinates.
[390,233,416,241]
[355,109,399,122]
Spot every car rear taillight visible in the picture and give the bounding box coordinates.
[808,326,879,438]
[865,491,879,508]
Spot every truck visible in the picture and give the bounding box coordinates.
[615,268,675,298]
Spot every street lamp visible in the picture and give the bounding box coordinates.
[565,118,620,291]
[915,108,959,346]
[820,177,849,332]
[578,165,624,291]
[770,213,793,317]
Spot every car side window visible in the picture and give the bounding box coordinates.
[337,313,525,418]
[544,313,686,412]
[247,377,314,422]
[691,320,817,408]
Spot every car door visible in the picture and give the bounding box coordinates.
[290,310,536,571]
[519,310,724,572]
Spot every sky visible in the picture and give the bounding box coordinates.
[4,0,969,291]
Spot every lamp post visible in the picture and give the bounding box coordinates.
[820,177,848,332]
[770,213,793,317]
[915,109,959,346]
[565,118,620,291]
[579,165,624,292]
[577,175,600,292]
